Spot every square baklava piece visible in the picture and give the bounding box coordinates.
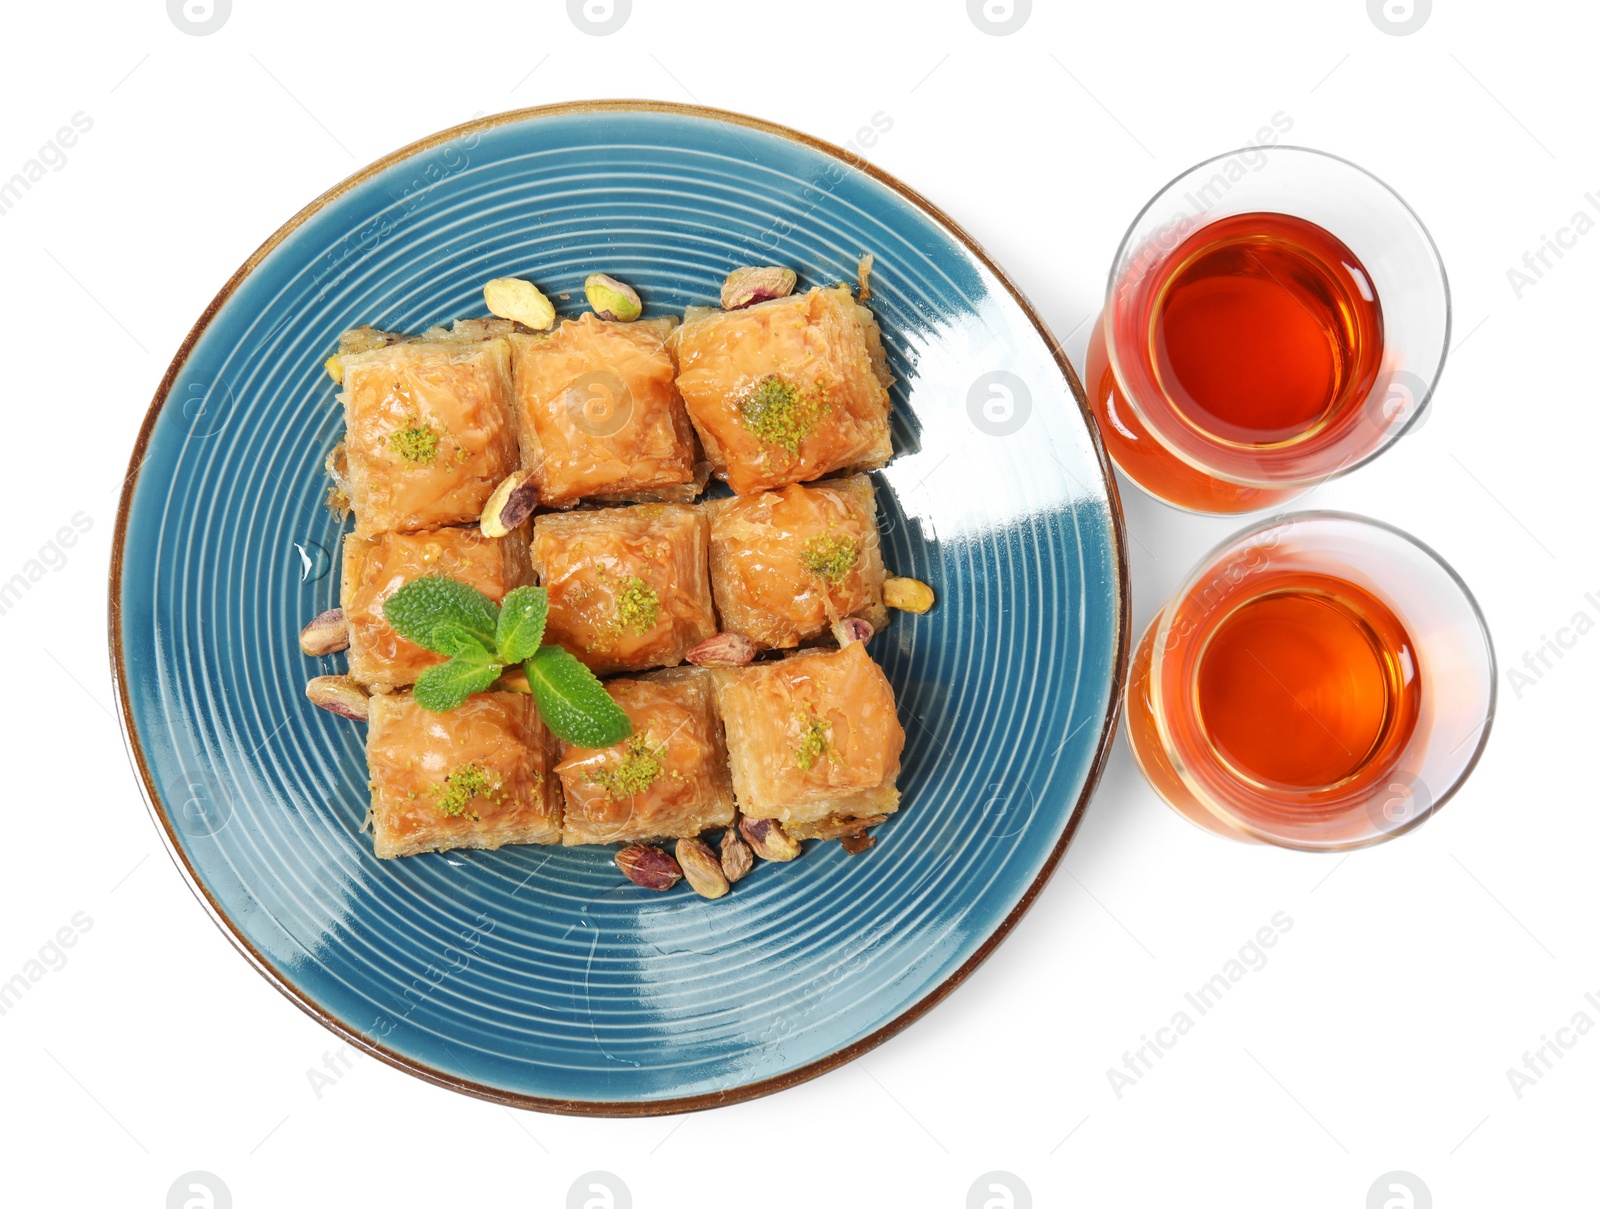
[341,525,532,689]
[713,642,905,839]
[511,315,703,507]
[704,476,888,649]
[366,691,562,858]
[338,335,520,537]
[531,503,717,676]
[672,286,893,494]
[555,667,735,845]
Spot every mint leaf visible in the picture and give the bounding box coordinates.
[496,586,549,664]
[431,619,494,660]
[524,645,632,748]
[383,576,499,655]
[413,651,503,713]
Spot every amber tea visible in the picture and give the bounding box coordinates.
[1126,514,1494,850]
[1086,148,1450,514]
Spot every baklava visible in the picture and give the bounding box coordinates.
[672,286,893,494]
[531,503,717,676]
[555,667,735,845]
[338,335,519,537]
[713,643,905,838]
[341,525,532,689]
[704,476,888,649]
[511,314,703,507]
[366,691,562,858]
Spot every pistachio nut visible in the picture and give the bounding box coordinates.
[883,576,936,614]
[615,844,683,891]
[738,816,802,862]
[584,273,643,322]
[483,277,557,331]
[675,837,730,899]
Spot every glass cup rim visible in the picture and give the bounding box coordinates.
[1102,145,1453,495]
[1141,509,1497,851]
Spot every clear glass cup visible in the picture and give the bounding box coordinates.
[1125,512,1495,850]
[1085,146,1451,513]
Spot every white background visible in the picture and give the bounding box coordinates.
[0,1,1592,1205]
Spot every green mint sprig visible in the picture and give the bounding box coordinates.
[382,576,631,747]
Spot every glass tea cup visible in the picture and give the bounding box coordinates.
[1125,512,1495,850]
[1085,146,1450,513]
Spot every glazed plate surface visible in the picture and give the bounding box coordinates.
[112,102,1127,1113]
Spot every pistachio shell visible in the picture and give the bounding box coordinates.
[616,845,683,891]
[830,617,874,647]
[479,469,539,538]
[739,816,801,862]
[720,265,798,310]
[720,824,755,883]
[305,675,369,722]
[299,607,350,657]
[675,838,730,899]
[686,631,757,667]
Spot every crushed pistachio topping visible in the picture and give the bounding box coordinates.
[794,712,832,772]
[801,533,861,583]
[432,763,499,820]
[738,375,825,454]
[389,419,439,465]
[613,577,661,635]
[590,735,667,799]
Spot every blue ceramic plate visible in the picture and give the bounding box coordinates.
[112,102,1127,1114]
